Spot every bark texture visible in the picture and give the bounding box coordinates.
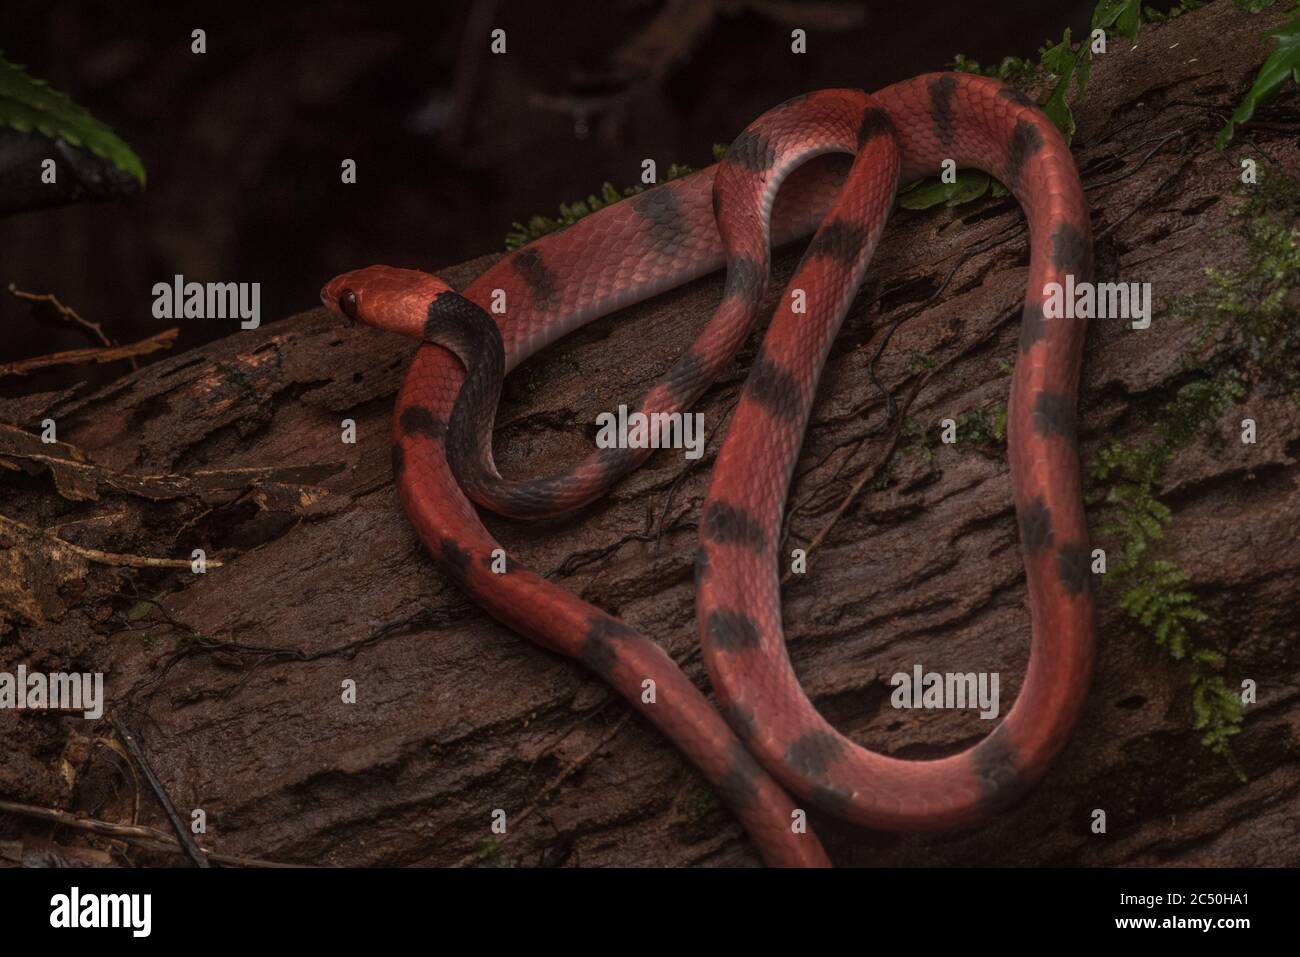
[2,1,1297,867]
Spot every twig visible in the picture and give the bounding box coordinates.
[108,717,211,868]
[0,513,219,569]
[43,511,130,534]
[0,327,178,377]
[0,799,297,868]
[7,284,113,347]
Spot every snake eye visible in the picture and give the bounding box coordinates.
[338,288,359,320]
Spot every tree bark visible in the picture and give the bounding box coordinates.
[2,0,1297,867]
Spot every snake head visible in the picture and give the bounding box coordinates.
[320,265,454,340]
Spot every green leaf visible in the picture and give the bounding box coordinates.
[1094,0,1144,38]
[505,160,701,249]
[0,51,145,185]
[1039,28,1078,76]
[948,53,1037,82]
[1075,40,1094,101]
[1039,30,1082,141]
[897,170,991,210]
[125,600,155,622]
[1217,16,1300,148]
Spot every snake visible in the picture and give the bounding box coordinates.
[321,72,1094,867]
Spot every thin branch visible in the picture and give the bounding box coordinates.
[109,717,211,867]
[7,284,113,347]
[0,327,178,377]
[0,513,219,569]
[0,799,298,868]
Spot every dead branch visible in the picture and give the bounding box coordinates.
[0,799,298,868]
[109,716,211,867]
[0,513,219,569]
[0,328,178,378]
[7,283,114,348]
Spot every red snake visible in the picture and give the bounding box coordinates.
[322,73,1094,867]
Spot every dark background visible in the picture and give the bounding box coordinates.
[1,0,1096,395]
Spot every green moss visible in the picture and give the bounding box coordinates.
[953,1,1273,148]
[950,53,1037,83]
[216,362,257,398]
[1088,371,1246,773]
[955,407,1007,447]
[475,838,509,866]
[899,417,935,466]
[506,181,655,251]
[899,407,1008,459]
[1187,172,1300,397]
[906,348,939,374]
[992,406,1008,442]
[1087,171,1300,774]
[870,456,897,491]
[1190,657,1249,758]
[504,148,726,250]
[681,781,720,822]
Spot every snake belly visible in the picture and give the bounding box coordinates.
[356,73,1094,865]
